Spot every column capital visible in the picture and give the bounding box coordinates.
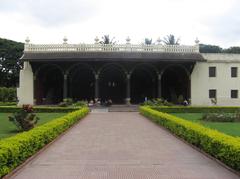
[126,73,131,80]
[64,74,68,80]
[158,73,162,80]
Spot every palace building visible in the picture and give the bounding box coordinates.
[17,37,240,106]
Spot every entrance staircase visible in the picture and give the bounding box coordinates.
[90,105,139,113]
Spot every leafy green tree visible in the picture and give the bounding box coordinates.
[99,35,116,44]
[144,38,153,45]
[199,44,222,53]
[162,34,180,45]
[0,38,24,87]
[223,47,240,54]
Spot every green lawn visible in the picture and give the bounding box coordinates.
[0,113,67,139]
[171,113,240,137]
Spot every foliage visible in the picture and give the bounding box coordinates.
[0,87,16,102]
[0,106,79,113]
[199,44,222,53]
[143,98,173,106]
[144,38,153,45]
[202,112,240,122]
[0,38,24,87]
[140,106,240,171]
[72,100,88,107]
[99,35,116,44]
[0,107,89,178]
[223,46,240,54]
[0,102,16,106]
[162,34,180,45]
[151,106,240,113]
[8,105,39,131]
[58,98,73,107]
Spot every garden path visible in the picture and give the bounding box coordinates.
[11,112,239,179]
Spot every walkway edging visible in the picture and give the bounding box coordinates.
[3,115,88,179]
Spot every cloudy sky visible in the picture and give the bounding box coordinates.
[0,0,239,47]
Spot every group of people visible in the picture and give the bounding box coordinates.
[88,98,112,107]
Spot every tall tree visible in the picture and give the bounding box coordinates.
[144,38,153,45]
[0,38,24,87]
[223,47,240,54]
[199,44,222,53]
[99,35,116,44]
[162,34,180,45]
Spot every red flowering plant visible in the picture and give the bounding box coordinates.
[8,104,40,131]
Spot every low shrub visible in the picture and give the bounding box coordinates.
[0,102,16,106]
[151,106,240,113]
[143,98,173,106]
[140,106,240,171]
[0,107,89,178]
[0,106,79,113]
[202,112,240,122]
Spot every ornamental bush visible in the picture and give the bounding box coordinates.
[0,107,89,178]
[8,105,40,131]
[140,106,240,171]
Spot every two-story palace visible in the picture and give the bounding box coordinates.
[17,37,240,106]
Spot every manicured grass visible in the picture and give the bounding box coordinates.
[172,113,240,137]
[0,113,67,139]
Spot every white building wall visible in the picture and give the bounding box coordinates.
[191,54,240,106]
[17,61,34,106]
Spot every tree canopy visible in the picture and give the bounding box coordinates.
[0,38,24,87]
[162,34,180,45]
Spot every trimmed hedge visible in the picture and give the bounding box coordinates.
[0,107,89,178]
[0,102,17,106]
[151,106,240,113]
[0,106,80,113]
[140,106,240,171]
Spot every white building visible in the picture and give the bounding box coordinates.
[17,37,240,106]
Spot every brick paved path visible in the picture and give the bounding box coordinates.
[11,112,239,179]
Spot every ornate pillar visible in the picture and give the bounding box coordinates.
[63,73,68,99]
[126,73,131,105]
[95,74,99,101]
[157,73,162,98]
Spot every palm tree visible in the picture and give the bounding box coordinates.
[162,34,180,45]
[99,35,116,44]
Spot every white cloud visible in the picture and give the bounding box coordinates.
[0,0,239,47]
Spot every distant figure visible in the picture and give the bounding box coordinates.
[108,99,112,106]
[144,96,148,102]
[88,100,94,107]
[183,99,188,106]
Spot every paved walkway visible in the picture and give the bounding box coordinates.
[11,112,239,179]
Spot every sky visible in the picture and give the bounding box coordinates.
[0,0,239,48]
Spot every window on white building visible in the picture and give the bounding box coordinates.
[209,67,216,77]
[231,67,238,77]
[231,90,238,98]
[209,89,217,98]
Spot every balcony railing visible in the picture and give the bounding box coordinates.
[24,43,199,53]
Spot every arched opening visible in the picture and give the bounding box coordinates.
[161,65,190,104]
[99,64,126,104]
[68,65,95,101]
[35,65,63,105]
[131,65,157,104]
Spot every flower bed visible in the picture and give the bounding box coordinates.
[140,106,240,172]
[0,107,89,178]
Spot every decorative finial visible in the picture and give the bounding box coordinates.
[94,36,99,44]
[25,37,30,44]
[63,36,68,44]
[195,37,200,45]
[126,36,131,44]
[157,37,161,44]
